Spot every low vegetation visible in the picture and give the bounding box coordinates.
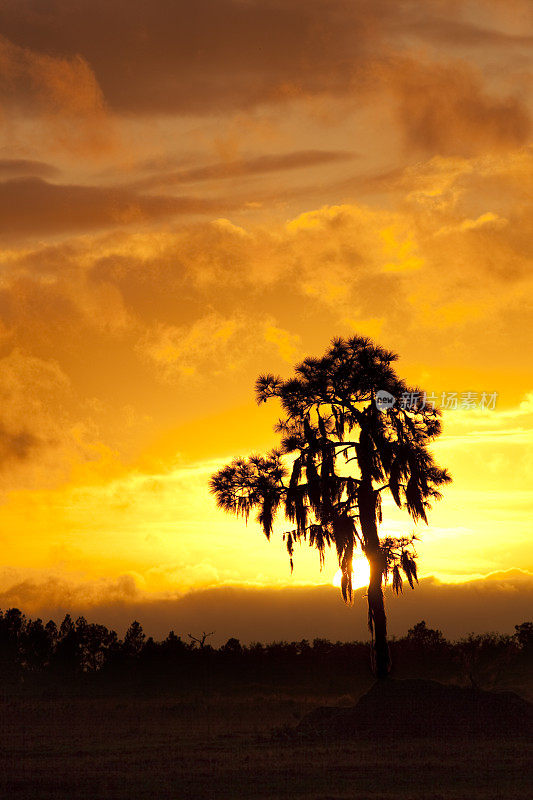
[1,608,531,699]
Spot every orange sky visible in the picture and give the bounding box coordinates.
[0,0,531,637]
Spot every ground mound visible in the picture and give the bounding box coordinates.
[297,678,533,739]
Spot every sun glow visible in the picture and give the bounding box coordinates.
[332,558,371,590]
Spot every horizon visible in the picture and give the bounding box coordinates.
[3,569,531,644]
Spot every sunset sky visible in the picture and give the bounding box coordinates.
[0,0,531,641]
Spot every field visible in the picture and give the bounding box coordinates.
[1,687,531,800]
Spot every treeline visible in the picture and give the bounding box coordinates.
[0,608,531,695]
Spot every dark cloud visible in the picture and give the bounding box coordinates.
[386,57,530,156]
[0,1,528,163]
[0,33,108,129]
[399,15,533,49]
[0,177,238,238]
[131,150,356,191]
[0,0,379,114]
[1,0,528,135]
[2,570,531,642]
[0,159,60,178]
[0,423,40,466]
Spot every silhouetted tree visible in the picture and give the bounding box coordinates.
[406,620,447,649]
[0,603,528,695]
[52,614,82,676]
[221,637,242,655]
[0,608,26,682]
[123,621,146,657]
[210,336,451,678]
[187,631,214,649]
[514,622,533,651]
[74,617,118,672]
[22,617,55,672]
[160,630,184,655]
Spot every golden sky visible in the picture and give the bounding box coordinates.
[0,0,531,637]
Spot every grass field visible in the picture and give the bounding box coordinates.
[1,688,531,799]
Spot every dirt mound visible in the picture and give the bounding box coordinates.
[297,678,533,739]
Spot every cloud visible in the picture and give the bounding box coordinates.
[0,0,381,114]
[435,211,508,236]
[0,241,134,344]
[383,56,530,156]
[0,348,118,490]
[0,150,529,496]
[0,177,239,238]
[135,314,247,381]
[0,0,528,164]
[0,424,40,466]
[0,34,104,116]
[0,570,531,642]
[263,322,301,363]
[130,150,356,191]
[136,314,304,382]
[0,572,142,613]
[0,34,114,154]
[405,14,533,50]
[2,153,529,398]
[0,158,59,178]
[0,350,73,487]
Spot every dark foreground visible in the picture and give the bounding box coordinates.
[1,687,531,800]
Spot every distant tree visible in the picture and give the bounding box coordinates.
[187,631,215,649]
[45,620,58,644]
[210,336,451,678]
[74,617,118,672]
[53,614,82,675]
[162,630,188,656]
[221,637,242,655]
[59,613,75,639]
[0,608,26,682]
[406,620,447,649]
[22,617,55,672]
[123,621,146,657]
[514,622,533,651]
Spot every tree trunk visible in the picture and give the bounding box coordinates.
[367,552,390,678]
[358,479,391,679]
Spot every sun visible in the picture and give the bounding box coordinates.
[332,558,371,590]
